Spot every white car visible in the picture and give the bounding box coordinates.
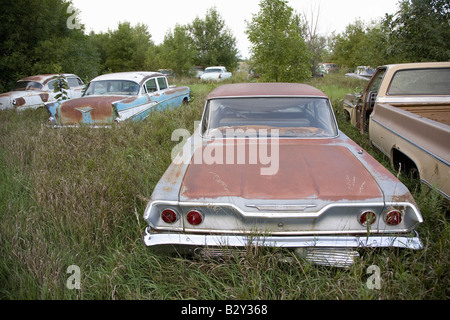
[0,74,84,110]
[200,66,232,81]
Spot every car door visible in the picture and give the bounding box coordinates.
[147,77,169,111]
[357,68,386,133]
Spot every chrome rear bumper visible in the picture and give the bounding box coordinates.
[143,228,423,251]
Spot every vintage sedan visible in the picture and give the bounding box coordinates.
[143,83,423,267]
[46,71,190,126]
[0,74,84,111]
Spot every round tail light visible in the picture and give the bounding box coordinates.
[385,210,402,225]
[359,210,376,226]
[187,210,204,226]
[161,208,178,224]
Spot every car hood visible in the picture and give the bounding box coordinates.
[179,140,383,202]
[49,95,128,125]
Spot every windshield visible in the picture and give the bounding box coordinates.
[83,80,140,96]
[205,68,223,73]
[12,81,43,91]
[202,97,338,138]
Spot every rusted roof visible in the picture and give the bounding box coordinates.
[19,74,77,84]
[207,83,328,99]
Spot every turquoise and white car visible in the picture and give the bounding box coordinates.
[46,71,190,126]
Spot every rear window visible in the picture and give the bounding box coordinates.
[387,68,450,95]
[202,97,338,138]
[12,81,43,91]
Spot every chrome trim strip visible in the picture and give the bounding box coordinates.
[246,204,317,211]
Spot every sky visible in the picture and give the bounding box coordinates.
[70,0,400,59]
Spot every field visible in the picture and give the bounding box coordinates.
[0,74,448,300]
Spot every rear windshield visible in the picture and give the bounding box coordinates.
[202,97,338,138]
[388,68,450,95]
[12,81,43,91]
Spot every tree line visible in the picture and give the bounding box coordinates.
[0,0,448,92]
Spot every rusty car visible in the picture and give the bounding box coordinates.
[46,71,190,126]
[0,74,84,111]
[142,83,423,268]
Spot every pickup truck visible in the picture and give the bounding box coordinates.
[343,62,450,200]
[199,66,232,81]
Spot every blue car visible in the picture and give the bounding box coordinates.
[46,71,190,126]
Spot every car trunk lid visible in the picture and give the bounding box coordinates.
[179,141,383,203]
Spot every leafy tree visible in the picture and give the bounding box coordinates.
[99,22,154,73]
[384,0,450,62]
[52,74,70,101]
[188,7,239,70]
[328,19,390,70]
[246,0,312,82]
[159,25,198,77]
[0,0,99,92]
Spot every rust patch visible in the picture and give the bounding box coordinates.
[180,140,383,201]
[39,93,49,102]
[14,97,26,107]
[119,96,138,104]
[59,96,122,124]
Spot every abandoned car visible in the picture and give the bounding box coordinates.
[46,71,190,126]
[200,66,232,81]
[344,62,450,201]
[143,83,423,267]
[0,74,84,111]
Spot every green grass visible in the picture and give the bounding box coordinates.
[0,75,448,300]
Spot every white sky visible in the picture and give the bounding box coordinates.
[71,0,400,59]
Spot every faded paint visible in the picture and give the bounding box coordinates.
[0,73,84,111]
[207,82,327,100]
[57,96,121,125]
[46,72,190,126]
[363,62,450,200]
[180,141,383,201]
[143,83,423,258]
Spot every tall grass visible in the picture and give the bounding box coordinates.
[0,76,448,300]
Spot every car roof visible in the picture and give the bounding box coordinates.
[207,83,328,99]
[91,71,164,85]
[18,74,78,83]
[382,61,450,71]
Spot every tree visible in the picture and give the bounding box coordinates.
[159,25,198,77]
[246,0,312,82]
[188,7,239,70]
[328,19,389,69]
[384,0,450,62]
[299,5,329,74]
[99,22,154,73]
[0,0,99,91]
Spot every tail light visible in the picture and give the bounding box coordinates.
[385,209,402,225]
[161,208,178,224]
[187,210,204,226]
[359,210,376,226]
